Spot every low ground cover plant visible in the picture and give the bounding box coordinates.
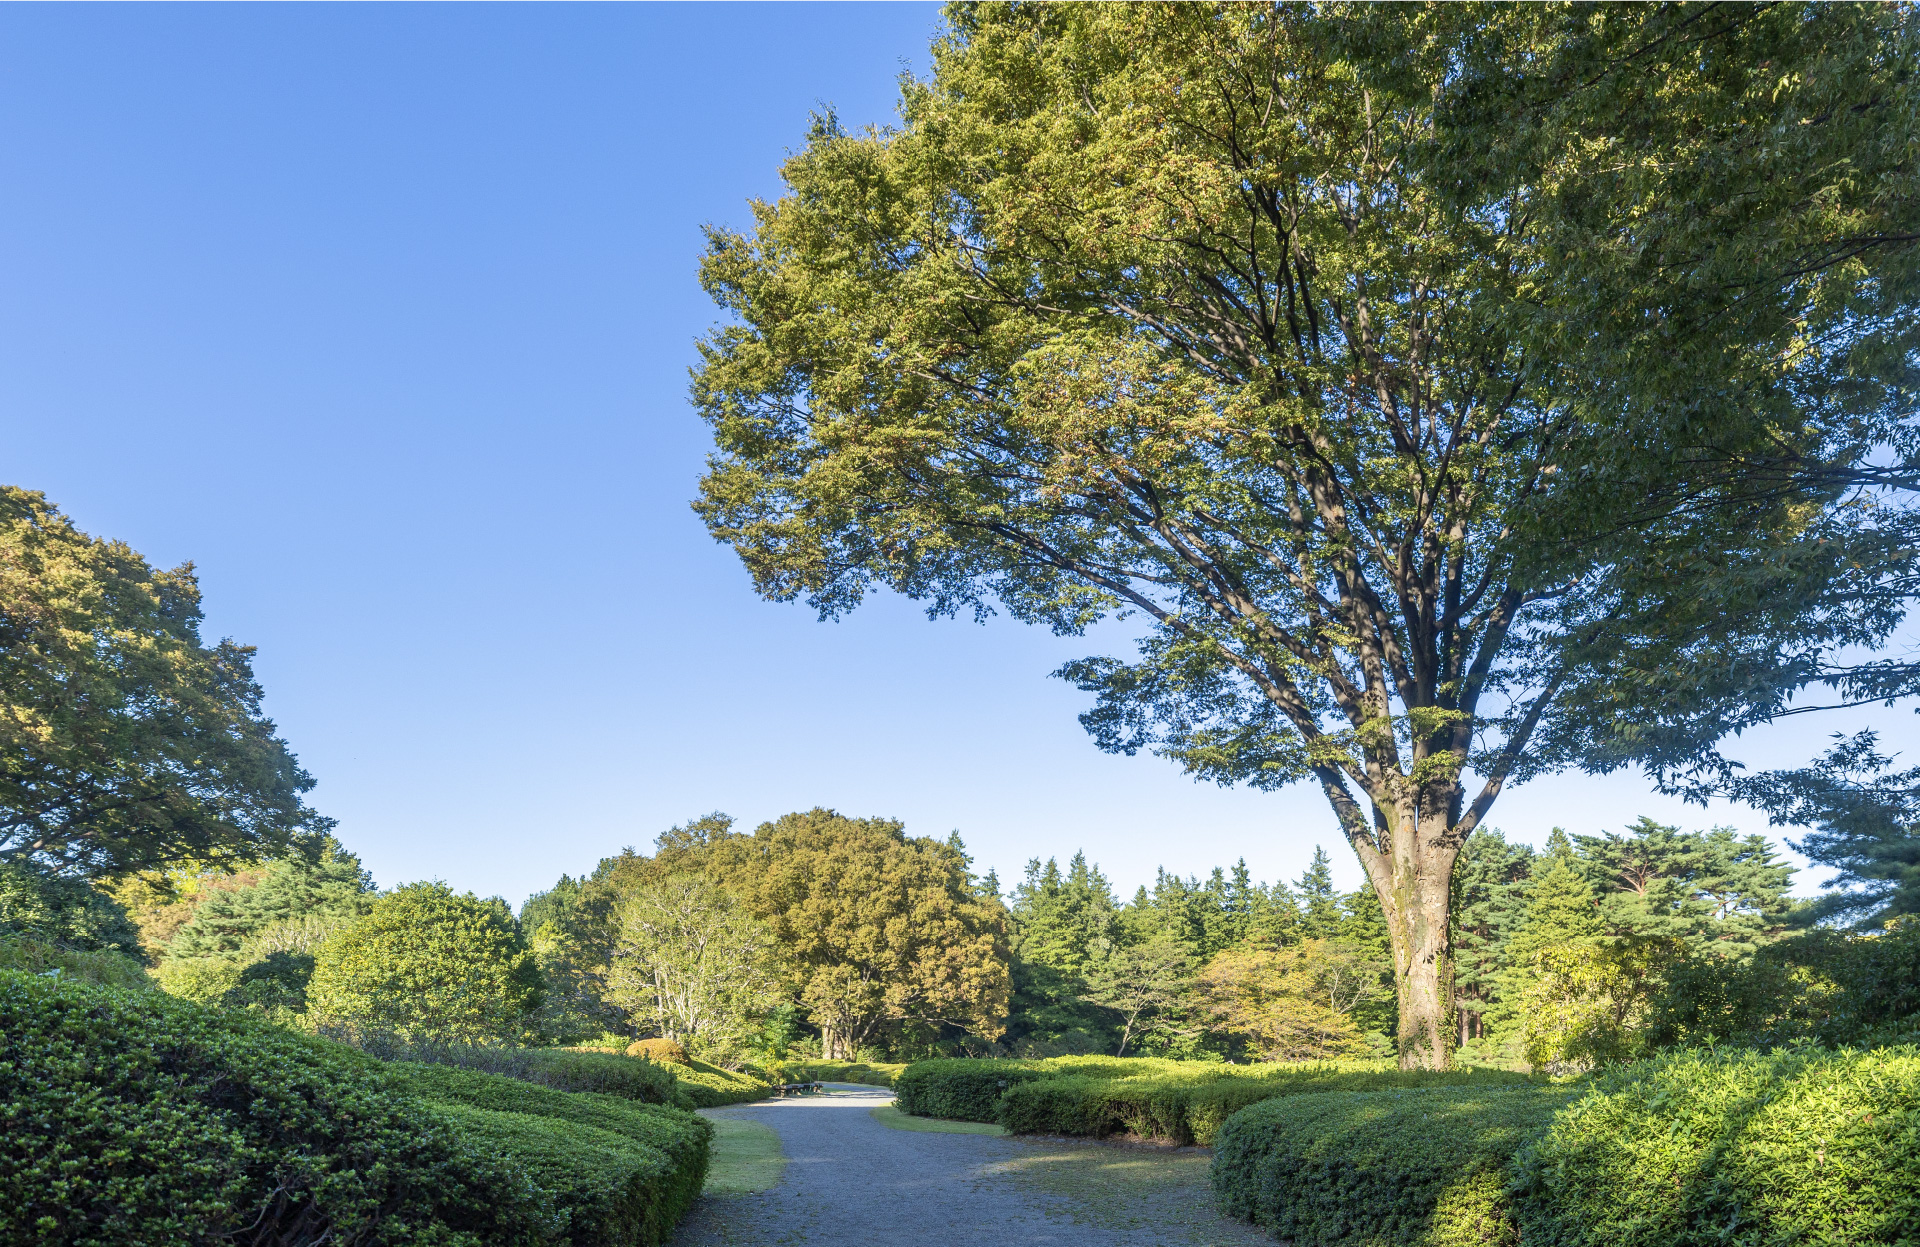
[895,1055,1534,1144]
[0,970,713,1246]
[1512,1045,1920,1247]
[1212,1084,1576,1245]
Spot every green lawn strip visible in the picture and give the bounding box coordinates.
[700,1116,786,1195]
[869,1104,1007,1135]
[984,1143,1269,1246]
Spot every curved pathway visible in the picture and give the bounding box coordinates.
[671,1083,1271,1246]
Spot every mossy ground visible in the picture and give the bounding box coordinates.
[700,1116,785,1196]
[983,1142,1270,1246]
[868,1104,1006,1135]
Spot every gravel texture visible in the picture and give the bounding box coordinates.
[671,1083,1272,1246]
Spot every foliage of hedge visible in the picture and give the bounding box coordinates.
[671,1057,775,1107]
[0,969,548,1246]
[1512,1045,1920,1247]
[386,1062,711,1244]
[896,1055,1535,1144]
[1211,1084,1577,1246]
[0,935,151,991]
[626,1037,688,1063]
[786,1059,909,1088]
[350,1031,690,1106]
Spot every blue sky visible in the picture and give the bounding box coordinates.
[3,3,1904,908]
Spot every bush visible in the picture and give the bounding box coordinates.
[893,1058,1048,1120]
[786,1059,908,1088]
[0,936,150,991]
[388,1063,710,1245]
[628,1037,688,1064]
[896,1054,1536,1144]
[0,969,548,1246]
[0,860,143,957]
[337,1029,689,1107]
[1212,1084,1577,1246]
[671,1057,773,1107]
[307,882,543,1043]
[1512,1045,1920,1247]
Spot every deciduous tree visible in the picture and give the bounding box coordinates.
[0,488,325,877]
[605,872,780,1060]
[690,4,1857,1066]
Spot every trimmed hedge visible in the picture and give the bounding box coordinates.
[787,1059,909,1088]
[672,1058,775,1107]
[0,969,547,1246]
[1211,1084,1577,1246]
[897,1055,1535,1144]
[388,1062,710,1243]
[353,1032,689,1106]
[1512,1045,1920,1247]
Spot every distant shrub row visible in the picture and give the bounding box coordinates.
[786,1059,910,1089]
[0,971,710,1246]
[1211,1045,1920,1247]
[567,1040,776,1107]
[893,1055,1533,1145]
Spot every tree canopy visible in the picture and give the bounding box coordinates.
[0,488,326,878]
[690,2,1905,1064]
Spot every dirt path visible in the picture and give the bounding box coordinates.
[671,1083,1271,1246]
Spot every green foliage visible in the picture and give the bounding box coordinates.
[627,1037,689,1064]
[1646,921,1920,1051]
[669,1057,773,1108]
[348,1033,688,1106]
[1512,1046,1920,1247]
[0,935,150,990]
[164,840,372,961]
[604,872,779,1062]
[1519,939,1679,1073]
[0,969,549,1246]
[0,860,143,961]
[898,1055,1536,1146]
[784,1058,908,1088]
[308,882,543,1043]
[386,1062,710,1245]
[1575,819,1797,956]
[0,487,326,878]
[1211,1084,1576,1247]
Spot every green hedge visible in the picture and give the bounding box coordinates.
[893,1058,1047,1120]
[351,1032,690,1106]
[1512,1045,1920,1247]
[0,969,547,1246]
[388,1063,710,1243]
[785,1059,908,1088]
[671,1058,774,1107]
[1212,1084,1577,1246]
[897,1055,1535,1144]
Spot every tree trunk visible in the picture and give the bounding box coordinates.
[1356,817,1458,1071]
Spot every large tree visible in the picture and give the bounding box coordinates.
[691,4,1864,1065]
[0,487,326,878]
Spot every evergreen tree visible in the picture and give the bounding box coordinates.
[1297,847,1343,940]
[1576,818,1796,956]
[165,841,373,962]
[1449,829,1534,1043]
[1004,853,1119,1053]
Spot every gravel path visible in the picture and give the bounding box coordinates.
[671,1083,1271,1247]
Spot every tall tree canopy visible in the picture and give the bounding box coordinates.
[691,3,1897,1064]
[0,488,326,878]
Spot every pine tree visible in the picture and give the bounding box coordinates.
[1005,852,1120,1052]
[1507,830,1601,964]
[1297,846,1342,940]
[1449,829,1534,1043]
[166,841,374,962]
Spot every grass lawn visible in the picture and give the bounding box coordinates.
[987,1144,1270,1246]
[700,1116,785,1195]
[869,1104,1007,1135]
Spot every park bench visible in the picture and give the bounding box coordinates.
[771,1080,826,1097]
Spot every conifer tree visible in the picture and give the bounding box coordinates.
[1449,829,1534,1043]
[165,841,373,963]
[1296,848,1343,941]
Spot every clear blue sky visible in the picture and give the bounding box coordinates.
[3,3,1900,908]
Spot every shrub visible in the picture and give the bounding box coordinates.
[0,935,150,991]
[896,1054,1536,1144]
[671,1057,773,1108]
[336,1029,689,1106]
[1212,1084,1577,1246]
[893,1058,1047,1120]
[786,1059,908,1088]
[0,861,143,956]
[388,1063,710,1244]
[307,882,542,1043]
[628,1037,689,1064]
[1511,1045,1920,1247]
[0,969,548,1246]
